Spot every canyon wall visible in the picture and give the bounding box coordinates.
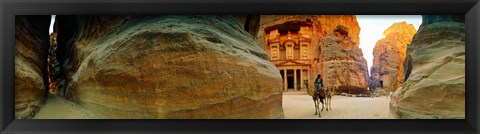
[370,22,416,91]
[57,15,284,119]
[15,16,51,119]
[320,25,369,94]
[232,15,261,39]
[257,15,368,93]
[390,15,465,119]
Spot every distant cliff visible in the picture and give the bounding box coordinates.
[371,22,416,91]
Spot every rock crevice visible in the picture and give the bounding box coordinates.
[390,15,465,119]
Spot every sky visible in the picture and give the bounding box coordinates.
[49,15,422,76]
[356,15,422,75]
[49,15,56,34]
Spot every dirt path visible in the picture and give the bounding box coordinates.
[33,92,390,119]
[282,93,393,119]
[33,94,95,119]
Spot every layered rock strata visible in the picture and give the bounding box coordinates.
[320,25,369,94]
[390,15,465,119]
[370,22,416,91]
[15,16,51,119]
[57,15,284,119]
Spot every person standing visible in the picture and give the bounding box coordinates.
[369,77,376,98]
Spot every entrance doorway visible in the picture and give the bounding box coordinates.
[287,70,294,90]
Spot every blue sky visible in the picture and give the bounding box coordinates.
[356,15,422,73]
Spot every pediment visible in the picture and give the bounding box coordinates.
[274,60,311,66]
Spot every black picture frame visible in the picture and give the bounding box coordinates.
[1,0,479,134]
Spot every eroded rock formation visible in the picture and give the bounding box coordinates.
[57,15,284,119]
[321,25,369,94]
[257,15,368,94]
[15,16,51,119]
[370,22,416,91]
[390,15,465,119]
[232,15,261,39]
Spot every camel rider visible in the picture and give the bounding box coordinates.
[314,74,323,94]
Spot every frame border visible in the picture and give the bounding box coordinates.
[1,0,479,134]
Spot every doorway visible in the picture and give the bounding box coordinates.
[287,70,294,90]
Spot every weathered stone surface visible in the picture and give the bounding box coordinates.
[390,15,465,119]
[57,15,284,119]
[371,22,416,91]
[320,26,369,94]
[15,16,51,119]
[256,15,368,94]
[232,15,260,39]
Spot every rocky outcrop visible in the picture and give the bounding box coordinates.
[256,15,368,93]
[370,22,416,91]
[15,16,51,119]
[320,26,369,94]
[57,15,284,119]
[390,15,465,119]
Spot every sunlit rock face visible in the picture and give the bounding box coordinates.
[390,15,465,119]
[256,15,368,94]
[57,15,284,119]
[320,25,370,94]
[371,22,416,91]
[15,16,51,119]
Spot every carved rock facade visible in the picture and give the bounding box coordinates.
[257,15,368,94]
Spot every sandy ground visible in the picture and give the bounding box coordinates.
[282,92,393,119]
[32,92,391,119]
[33,94,95,119]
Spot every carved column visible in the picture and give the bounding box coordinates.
[300,69,304,90]
[294,69,297,91]
[283,69,287,91]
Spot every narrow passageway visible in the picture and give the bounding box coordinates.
[33,94,95,119]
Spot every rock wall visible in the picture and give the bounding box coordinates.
[370,22,416,91]
[231,15,260,39]
[57,15,284,119]
[320,26,369,94]
[15,16,51,119]
[256,15,368,93]
[390,15,465,119]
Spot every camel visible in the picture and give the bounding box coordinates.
[306,81,335,117]
[306,81,326,117]
[322,87,334,111]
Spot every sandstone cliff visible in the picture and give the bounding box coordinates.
[256,15,368,93]
[390,15,465,119]
[56,15,284,119]
[15,16,51,119]
[320,26,369,94]
[232,15,260,39]
[370,22,416,91]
